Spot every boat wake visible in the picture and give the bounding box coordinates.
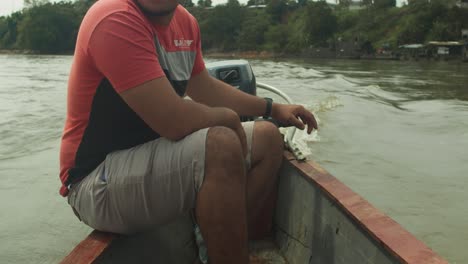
[279,95,343,158]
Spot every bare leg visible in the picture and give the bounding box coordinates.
[195,127,249,264]
[246,121,284,238]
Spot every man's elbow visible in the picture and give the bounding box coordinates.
[164,130,187,141]
[146,101,201,141]
[153,123,191,142]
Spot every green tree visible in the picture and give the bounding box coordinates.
[0,0,465,55]
[227,0,241,7]
[23,0,48,8]
[0,12,23,49]
[362,0,373,7]
[297,0,308,7]
[0,17,7,45]
[427,6,468,41]
[407,0,429,6]
[197,0,212,7]
[17,2,80,53]
[182,0,195,7]
[199,1,244,50]
[264,24,289,52]
[237,10,270,50]
[75,0,96,16]
[266,0,288,23]
[338,0,352,8]
[301,1,337,47]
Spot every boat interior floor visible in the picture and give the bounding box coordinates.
[248,238,288,264]
[89,229,287,264]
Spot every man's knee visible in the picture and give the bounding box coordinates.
[206,126,244,167]
[254,121,283,155]
[256,121,282,140]
[204,126,247,191]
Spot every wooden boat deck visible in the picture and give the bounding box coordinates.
[249,239,287,264]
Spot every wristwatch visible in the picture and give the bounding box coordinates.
[263,97,273,119]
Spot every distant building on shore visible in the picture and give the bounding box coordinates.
[331,0,364,10]
[412,0,467,8]
[426,41,464,60]
[449,0,468,8]
[457,0,468,8]
[463,29,468,41]
[349,0,365,10]
[462,29,468,62]
[247,4,266,9]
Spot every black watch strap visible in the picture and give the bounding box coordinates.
[263,97,273,119]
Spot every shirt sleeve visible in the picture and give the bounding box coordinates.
[190,19,206,77]
[88,12,166,93]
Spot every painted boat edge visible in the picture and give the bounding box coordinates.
[283,151,448,264]
[60,230,117,264]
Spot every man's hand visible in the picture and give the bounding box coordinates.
[271,104,318,134]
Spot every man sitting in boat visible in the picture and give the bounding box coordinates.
[59,0,317,263]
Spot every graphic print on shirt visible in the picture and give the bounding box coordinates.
[154,37,196,96]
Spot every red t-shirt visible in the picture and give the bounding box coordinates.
[59,0,205,196]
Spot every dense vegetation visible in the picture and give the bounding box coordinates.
[1,0,467,54]
[0,0,94,53]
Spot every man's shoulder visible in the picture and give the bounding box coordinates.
[173,5,199,27]
[85,0,143,23]
[78,0,148,47]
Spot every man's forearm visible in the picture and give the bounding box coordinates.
[212,78,267,116]
[189,76,268,117]
[119,75,248,142]
[170,99,241,140]
[186,70,317,135]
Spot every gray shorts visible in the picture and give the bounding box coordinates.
[67,122,255,234]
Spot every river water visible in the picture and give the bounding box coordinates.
[0,54,467,263]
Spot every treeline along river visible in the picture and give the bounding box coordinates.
[0,54,467,263]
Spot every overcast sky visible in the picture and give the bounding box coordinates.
[0,0,404,17]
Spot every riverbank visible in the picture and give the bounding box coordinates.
[2,48,465,63]
[0,49,34,55]
[205,50,279,60]
[205,50,468,63]
[0,49,74,55]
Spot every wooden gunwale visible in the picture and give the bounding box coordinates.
[60,151,447,264]
[60,230,117,264]
[283,151,447,264]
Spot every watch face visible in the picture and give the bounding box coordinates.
[263,97,273,119]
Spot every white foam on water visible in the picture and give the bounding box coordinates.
[312,95,344,113]
[280,97,343,158]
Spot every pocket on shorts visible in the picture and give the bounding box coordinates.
[99,164,107,183]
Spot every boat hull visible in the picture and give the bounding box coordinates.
[61,151,447,264]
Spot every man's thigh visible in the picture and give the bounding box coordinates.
[68,122,256,234]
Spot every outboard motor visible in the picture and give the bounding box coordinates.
[206,60,256,121]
